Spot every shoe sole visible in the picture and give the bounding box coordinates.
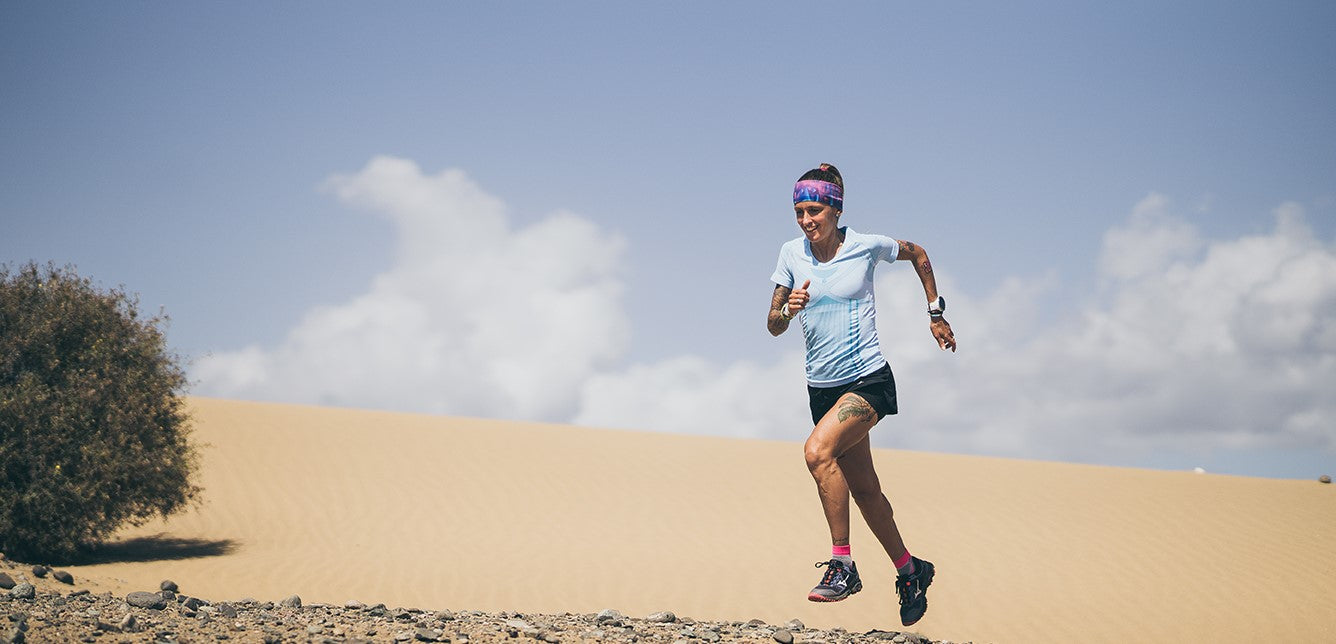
[807,579,863,602]
[900,563,935,626]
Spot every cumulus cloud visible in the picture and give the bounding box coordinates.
[195,156,629,420]
[197,160,1335,470]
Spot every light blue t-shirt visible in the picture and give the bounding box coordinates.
[771,227,901,387]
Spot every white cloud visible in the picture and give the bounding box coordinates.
[573,353,810,441]
[194,156,629,420]
[196,161,1335,471]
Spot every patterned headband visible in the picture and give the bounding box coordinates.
[793,179,843,211]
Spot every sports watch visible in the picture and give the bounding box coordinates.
[928,296,946,318]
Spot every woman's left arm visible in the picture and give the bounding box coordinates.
[897,240,957,352]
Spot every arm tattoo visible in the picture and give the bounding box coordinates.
[919,259,933,274]
[836,395,878,423]
[767,285,792,335]
[901,240,917,253]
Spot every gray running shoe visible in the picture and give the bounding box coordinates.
[807,559,862,602]
[896,556,935,626]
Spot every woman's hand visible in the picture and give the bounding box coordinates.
[787,279,812,315]
[931,317,956,352]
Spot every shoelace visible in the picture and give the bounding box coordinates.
[814,560,846,587]
[896,576,920,605]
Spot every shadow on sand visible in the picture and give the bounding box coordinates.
[61,534,239,565]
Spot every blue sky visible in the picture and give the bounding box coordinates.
[4,1,1334,479]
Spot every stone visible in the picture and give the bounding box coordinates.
[126,591,167,610]
[345,600,367,610]
[8,583,35,600]
[1321,474,1332,484]
[183,596,203,611]
[434,609,455,621]
[647,611,677,623]
[0,573,14,590]
[773,628,794,644]
[306,624,323,634]
[279,594,301,609]
[160,580,179,592]
[595,608,622,623]
[785,619,805,631]
[415,627,442,641]
[51,570,73,585]
[119,613,138,632]
[748,618,767,626]
[29,566,47,579]
[217,603,238,619]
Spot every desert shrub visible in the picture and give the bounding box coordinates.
[0,262,199,561]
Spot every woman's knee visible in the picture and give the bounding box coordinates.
[804,437,836,472]
[848,482,887,506]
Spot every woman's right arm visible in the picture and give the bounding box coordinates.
[768,284,793,336]
[768,280,811,336]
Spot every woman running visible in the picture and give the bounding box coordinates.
[767,163,955,627]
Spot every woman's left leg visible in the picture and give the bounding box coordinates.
[837,430,908,562]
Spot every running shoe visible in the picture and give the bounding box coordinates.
[896,556,935,626]
[807,559,862,602]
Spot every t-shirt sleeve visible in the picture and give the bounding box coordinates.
[770,245,794,288]
[872,234,900,264]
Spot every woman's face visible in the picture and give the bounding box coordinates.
[794,201,840,244]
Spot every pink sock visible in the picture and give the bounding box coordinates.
[894,550,915,575]
[831,544,853,566]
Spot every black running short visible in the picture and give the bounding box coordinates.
[807,363,898,425]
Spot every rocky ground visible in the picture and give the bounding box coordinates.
[1,555,963,644]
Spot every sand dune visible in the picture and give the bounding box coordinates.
[56,398,1336,643]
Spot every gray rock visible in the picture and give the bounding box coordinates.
[773,629,794,644]
[279,594,301,608]
[160,580,178,592]
[647,611,677,623]
[8,582,35,600]
[160,589,176,602]
[434,609,455,621]
[345,600,367,610]
[1321,474,1331,484]
[1,616,25,644]
[0,573,14,590]
[119,613,138,632]
[126,591,167,610]
[182,596,203,610]
[52,570,74,585]
[94,620,119,633]
[29,566,47,579]
[415,627,443,641]
[216,603,238,619]
[785,619,805,631]
[595,608,623,623]
[504,618,531,630]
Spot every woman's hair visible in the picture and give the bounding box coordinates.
[798,163,843,190]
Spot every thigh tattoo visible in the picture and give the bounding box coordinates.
[836,395,877,423]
